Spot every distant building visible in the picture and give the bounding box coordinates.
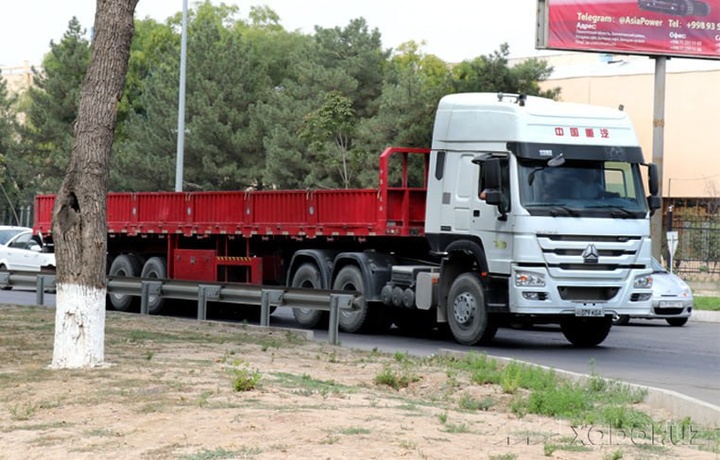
[526,52,720,200]
[0,62,34,94]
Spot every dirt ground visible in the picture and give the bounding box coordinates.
[0,305,717,460]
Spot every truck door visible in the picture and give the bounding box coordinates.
[473,157,513,273]
[439,153,477,232]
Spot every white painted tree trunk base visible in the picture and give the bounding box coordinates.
[51,283,107,369]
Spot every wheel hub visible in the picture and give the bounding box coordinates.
[453,291,476,324]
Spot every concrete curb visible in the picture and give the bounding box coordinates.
[438,348,720,427]
[690,310,720,323]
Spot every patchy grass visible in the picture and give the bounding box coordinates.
[0,305,717,459]
[694,296,720,311]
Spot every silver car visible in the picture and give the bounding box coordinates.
[613,258,693,327]
[0,226,56,289]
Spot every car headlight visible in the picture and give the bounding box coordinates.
[515,271,545,287]
[634,274,653,289]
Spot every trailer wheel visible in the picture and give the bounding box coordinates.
[108,254,142,312]
[140,257,167,315]
[291,263,328,328]
[560,316,612,347]
[332,265,371,333]
[447,273,497,346]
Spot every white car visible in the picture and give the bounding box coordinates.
[0,226,56,286]
[613,258,693,327]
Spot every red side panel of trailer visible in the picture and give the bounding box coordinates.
[33,147,431,239]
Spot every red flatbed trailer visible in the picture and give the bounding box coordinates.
[33,147,431,287]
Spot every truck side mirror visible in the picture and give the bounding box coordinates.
[480,159,508,219]
[484,158,501,190]
[483,189,503,206]
[647,163,659,196]
[481,159,501,205]
[647,195,661,214]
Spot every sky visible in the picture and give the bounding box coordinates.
[0,0,549,67]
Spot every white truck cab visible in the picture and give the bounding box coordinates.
[424,92,660,346]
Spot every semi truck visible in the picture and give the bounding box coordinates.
[33,92,661,347]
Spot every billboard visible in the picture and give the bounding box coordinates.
[536,0,720,59]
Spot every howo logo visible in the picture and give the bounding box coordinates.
[581,244,599,264]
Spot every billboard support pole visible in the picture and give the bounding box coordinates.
[650,56,667,262]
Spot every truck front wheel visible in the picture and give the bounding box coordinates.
[447,273,497,346]
[291,263,328,328]
[560,316,612,347]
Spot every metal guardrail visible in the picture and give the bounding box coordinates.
[0,271,358,345]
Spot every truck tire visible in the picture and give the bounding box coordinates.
[108,254,142,312]
[140,257,167,315]
[333,265,369,333]
[446,273,497,346]
[560,316,612,347]
[291,263,328,328]
[333,265,393,334]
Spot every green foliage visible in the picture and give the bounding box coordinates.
[17,17,90,195]
[695,296,720,311]
[457,393,494,411]
[0,72,22,218]
[230,361,261,392]
[488,454,517,460]
[448,353,655,430]
[526,383,590,418]
[450,43,560,99]
[373,363,419,390]
[298,90,357,188]
[179,447,259,460]
[10,3,558,197]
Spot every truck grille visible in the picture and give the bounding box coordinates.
[536,233,644,273]
[558,286,619,301]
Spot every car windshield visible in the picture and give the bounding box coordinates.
[0,228,27,246]
[518,158,648,218]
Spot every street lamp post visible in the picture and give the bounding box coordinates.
[175,0,188,192]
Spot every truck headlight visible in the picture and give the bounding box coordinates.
[515,272,545,287]
[633,274,653,289]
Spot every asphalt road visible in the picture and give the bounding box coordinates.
[4,289,719,408]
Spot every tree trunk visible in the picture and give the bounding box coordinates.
[51,0,139,369]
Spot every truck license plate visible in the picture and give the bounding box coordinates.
[575,306,605,317]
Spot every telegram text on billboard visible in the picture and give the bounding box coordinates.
[537,0,720,59]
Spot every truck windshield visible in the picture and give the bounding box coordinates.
[517,159,648,218]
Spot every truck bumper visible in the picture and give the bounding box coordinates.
[507,265,653,317]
